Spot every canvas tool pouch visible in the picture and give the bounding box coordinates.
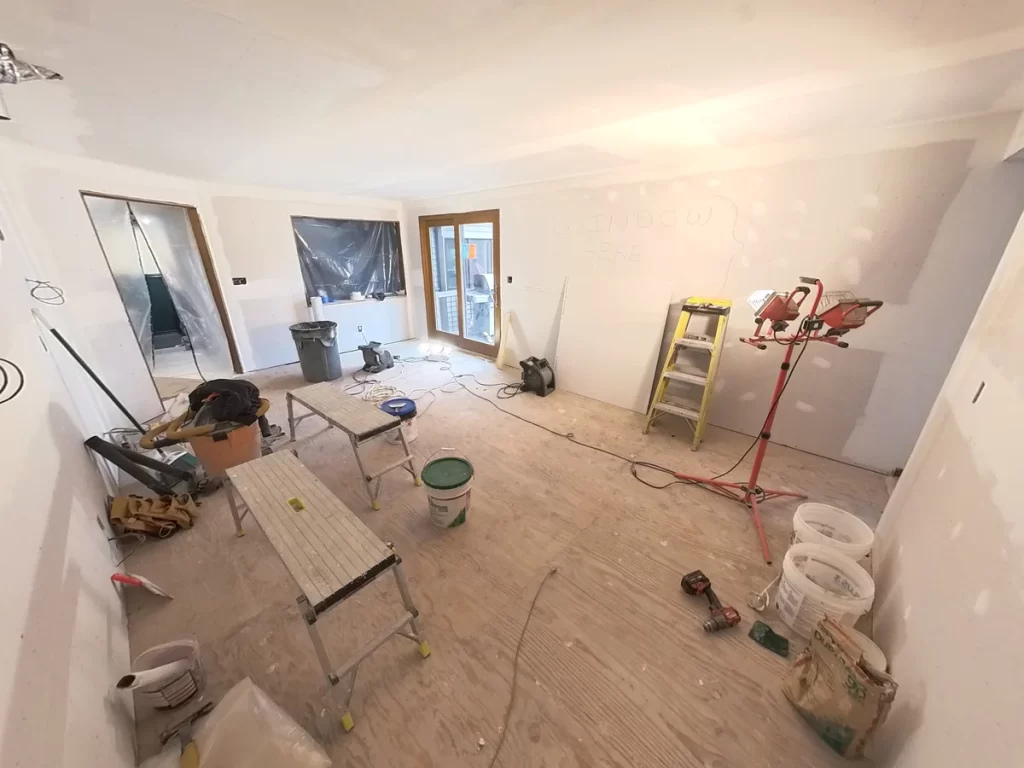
[783,617,898,759]
[110,493,198,536]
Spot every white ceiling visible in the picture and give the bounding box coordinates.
[2,0,1024,199]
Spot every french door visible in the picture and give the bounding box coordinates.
[419,209,501,357]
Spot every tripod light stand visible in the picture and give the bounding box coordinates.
[672,276,883,564]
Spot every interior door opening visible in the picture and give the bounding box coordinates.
[82,193,241,400]
[419,209,500,357]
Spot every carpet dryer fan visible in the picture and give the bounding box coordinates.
[519,357,555,396]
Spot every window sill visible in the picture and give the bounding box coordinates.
[317,294,406,307]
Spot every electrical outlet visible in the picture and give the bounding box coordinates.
[357,325,363,332]
[507,275,513,283]
[232,277,247,285]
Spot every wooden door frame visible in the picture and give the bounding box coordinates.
[80,191,244,376]
[418,209,501,357]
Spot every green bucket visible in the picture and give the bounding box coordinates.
[422,457,473,528]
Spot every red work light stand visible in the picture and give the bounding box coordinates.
[672,277,882,564]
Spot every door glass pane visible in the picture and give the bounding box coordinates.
[460,222,495,344]
[428,224,458,334]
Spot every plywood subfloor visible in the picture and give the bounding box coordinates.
[153,375,199,400]
[124,342,889,767]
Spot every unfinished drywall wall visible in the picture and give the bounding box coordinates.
[207,194,411,370]
[1005,111,1024,159]
[0,140,411,434]
[405,113,1024,470]
[871,205,1024,768]
[0,204,135,767]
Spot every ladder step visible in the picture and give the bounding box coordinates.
[675,336,715,350]
[664,369,708,386]
[653,401,700,420]
[682,302,730,316]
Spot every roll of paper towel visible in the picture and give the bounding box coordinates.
[309,296,325,321]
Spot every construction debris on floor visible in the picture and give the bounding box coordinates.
[110,336,899,767]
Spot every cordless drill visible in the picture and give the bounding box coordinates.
[681,570,741,632]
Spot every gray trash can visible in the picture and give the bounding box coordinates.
[289,321,342,383]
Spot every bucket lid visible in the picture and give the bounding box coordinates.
[422,457,473,490]
[380,397,416,418]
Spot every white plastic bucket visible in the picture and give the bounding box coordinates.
[387,415,418,444]
[380,398,418,444]
[793,503,874,560]
[125,637,204,709]
[422,455,473,528]
[847,628,887,673]
[775,543,875,638]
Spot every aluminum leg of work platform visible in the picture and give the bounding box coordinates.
[350,430,420,511]
[287,393,296,442]
[224,478,250,537]
[296,563,430,733]
[286,393,320,440]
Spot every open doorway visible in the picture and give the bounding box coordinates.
[82,194,241,401]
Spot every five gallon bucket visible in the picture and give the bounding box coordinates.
[380,397,417,444]
[189,421,262,476]
[793,503,874,560]
[775,543,875,638]
[118,637,204,709]
[289,321,342,383]
[422,455,473,528]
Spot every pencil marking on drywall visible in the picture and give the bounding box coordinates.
[687,207,712,225]
[972,381,985,404]
[713,195,746,292]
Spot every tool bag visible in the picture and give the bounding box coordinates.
[109,494,199,536]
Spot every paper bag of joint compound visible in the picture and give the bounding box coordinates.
[783,617,897,759]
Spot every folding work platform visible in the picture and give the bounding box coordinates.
[225,450,430,731]
[285,381,421,510]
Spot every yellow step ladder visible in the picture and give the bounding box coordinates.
[644,297,732,450]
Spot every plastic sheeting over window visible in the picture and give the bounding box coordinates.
[292,217,405,302]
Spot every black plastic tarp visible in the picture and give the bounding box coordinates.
[292,217,405,302]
